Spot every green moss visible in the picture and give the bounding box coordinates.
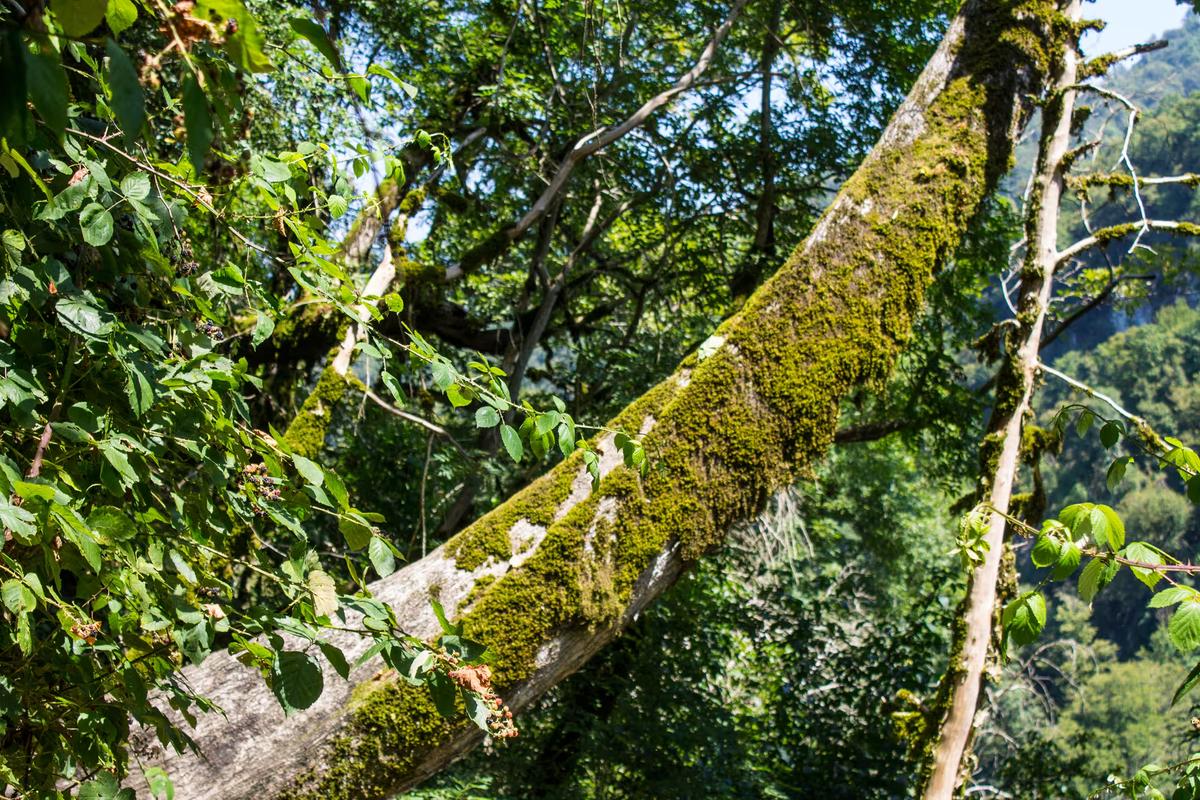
[280,679,457,800]
[446,453,582,570]
[282,365,364,459]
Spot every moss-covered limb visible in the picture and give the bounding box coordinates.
[921,4,1081,796]
[281,364,364,459]
[147,2,1058,798]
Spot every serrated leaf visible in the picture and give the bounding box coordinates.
[1051,540,1082,581]
[307,570,338,617]
[105,39,144,137]
[464,692,491,731]
[327,193,348,218]
[1097,504,1125,551]
[430,596,458,636]
[272,650,323,714]
[500,424,523,462]
[317,640,350,679]
[80,202,114,246]
[368,535,395,578]
[2,579,35,614]
[78,772,121,800]
[474,406,500,429]
[169,549,196,584]
[1079,557,1106,603]
[1121,541,1163,589]
[1002,591,1046,650]
[1151,586,1197,608]
[1171,601,1200,653]
[120,171,151,201]
[1031,535,1059,568]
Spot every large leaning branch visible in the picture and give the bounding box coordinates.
[134,1,1055,796]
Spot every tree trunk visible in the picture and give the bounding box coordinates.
[134,2,1056,796]
[922,2,1080,795]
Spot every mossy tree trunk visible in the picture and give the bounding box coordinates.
[922,3,1081,795]
[136,2,1058,796]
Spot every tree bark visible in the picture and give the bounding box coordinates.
[922,3,1080,796]
[133,2,1055,797]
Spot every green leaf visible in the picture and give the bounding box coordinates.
[1001,591,1046,650]
[327,193,348,218]
[1031,535,1059,568]
[338,515,372,551]
[1172,659,1200,707]
[119,171,150,201]
[56,295,112,337]
[1097,504,1125,551]
[1050,540,1082,581]
[1075,409,1094,437]
[291,453,324,487]
[87,506,135,541]
[368,535,396,577]
[124,361,154,416]
[1170,600,1200,653]
[80,202,114,246]
[535,411,560,437]
[289,17,340,67]
[317,641,350,680]
[251,311,275,347]
[181,77,213,169]
[445,383,472,408]
[169,549,197,584]
[272,650,323,714]
[1188,475,1200,505]
[1099,421,1121,449]
[51,0,107,37]
[25,51,68,138]
[464,692,491,731]
[1,579,35,614]
[78,772,122,800]
[1107,456,1132,492]
[1151,586,1197,608]
[106,0,138,35]
[474,406,500,429]
[427,672,456,717]
[1079,557,1106,603]
[307,570,338,618]
[500,424,523,463]
[252,155,291,183]
[1121,541,1164,590]
[430,596,458,636]
[105,39,144,137]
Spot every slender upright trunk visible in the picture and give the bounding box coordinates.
[922,3,1080,796]
[135,3,1056,797]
